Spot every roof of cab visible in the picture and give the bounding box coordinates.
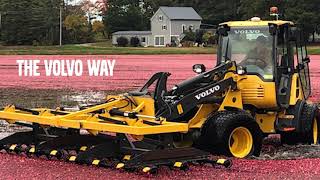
[220,20,294,27]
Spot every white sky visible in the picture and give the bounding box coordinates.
[69,0,98,5]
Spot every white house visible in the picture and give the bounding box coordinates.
[112,6,202,47]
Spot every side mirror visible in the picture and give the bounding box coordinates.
[193,64,206,74]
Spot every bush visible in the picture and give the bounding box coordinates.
[195,29,205,44]
[181,41,194,47]
[182,30,196,42]
[202,32,217,45]
[117,36,129,47]
[130,37,140,47]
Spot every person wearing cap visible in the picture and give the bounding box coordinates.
[240,35,272,75]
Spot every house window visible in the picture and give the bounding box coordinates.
[141,37,146,43]
[189,24,194,31]
[182,24,187,33]
[159,15,163,21]
[162,25,167,30]
[155,36,165,46]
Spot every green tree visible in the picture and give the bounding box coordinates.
[103,0,149,35]
[170,0,241,25]
[284,0,320,42]
[92,21,105,34]
[0,0,61,45]
[64,14,91,43]
[238,0,320,42]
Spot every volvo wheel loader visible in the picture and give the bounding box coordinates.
[0,14,318,173]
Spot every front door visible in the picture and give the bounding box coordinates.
[296,30,311,99]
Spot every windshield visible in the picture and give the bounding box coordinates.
[219,26,274,80]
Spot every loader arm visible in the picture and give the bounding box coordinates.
[157,61,238,121]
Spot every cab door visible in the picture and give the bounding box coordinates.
[276,24,294,108]
[295,30,311,99]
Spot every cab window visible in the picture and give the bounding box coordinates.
[219,26,273,80]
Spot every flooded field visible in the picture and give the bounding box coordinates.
[1,55,320,179]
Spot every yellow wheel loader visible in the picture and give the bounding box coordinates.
[0,15,318,172]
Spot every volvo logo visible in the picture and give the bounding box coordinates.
[234,29,260,34]
[195,85,220,100]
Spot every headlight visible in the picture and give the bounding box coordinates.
[237,66,247,75]
[192,64,206,74]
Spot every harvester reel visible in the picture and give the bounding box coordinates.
[0,128,232,174]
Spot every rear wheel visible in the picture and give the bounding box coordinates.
[281,104,319,145]
[196,110,263,158]
[313,117,319,144]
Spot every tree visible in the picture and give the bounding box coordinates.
[239,0,274,20]
[92,21,106,38]
[238,0,320,42]
[64,14,91,43]
[0,0,60,45]
[103,0,149,35]
[284,0,320,42]
[168,0,242,25]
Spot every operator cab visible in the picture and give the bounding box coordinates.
[218,22,273,80]
[216,14,311,109]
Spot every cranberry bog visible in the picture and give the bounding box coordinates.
[0,55,320,179]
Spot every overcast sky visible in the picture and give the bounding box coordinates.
[69,0,98,5]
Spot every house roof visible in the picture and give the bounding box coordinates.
[159,6,202,20]
[112,31,152,35]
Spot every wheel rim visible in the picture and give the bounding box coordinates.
[313,118,318,144]
[228,127,253,158]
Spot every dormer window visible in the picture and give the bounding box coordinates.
[162,25,167,30]
[159,15,163,21]
[182,24,187,33]
[189,25,194,31]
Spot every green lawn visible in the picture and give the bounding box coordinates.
[307,46,320,55]
[0,42,320,55]
[0,43,217,55]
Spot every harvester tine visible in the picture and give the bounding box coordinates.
[36,134,111,151]
[0,131,39,150]
[197,158,232,168]
[74,141,121,165]
[34,134,114,160]
[142,166,158,174]
[25,146,37,157]
[216,158,232,168]
[172,161,189,171]
[97,159,119,168]
[122,147,211,171]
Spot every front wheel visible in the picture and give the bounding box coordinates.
[228,126,254,158]
[196,110,263,158]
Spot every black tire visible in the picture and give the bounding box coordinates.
[195,110,263,158]
[300,104,318,144]
[280,132,300,145]
[281,103,319,145]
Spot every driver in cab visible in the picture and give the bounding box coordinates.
[240,35,272,75]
